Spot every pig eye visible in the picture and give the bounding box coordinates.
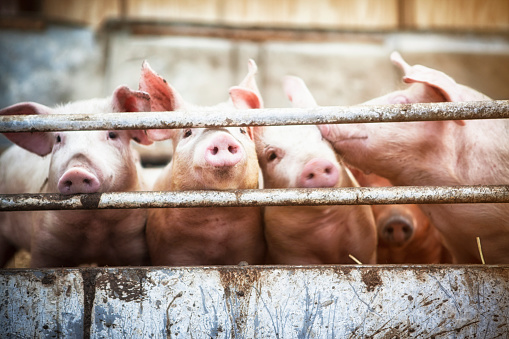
[108,131,118,139]
[240,128,247,134]
[267,151,278,162]
[55,135,61,143]
[184,129,192,138]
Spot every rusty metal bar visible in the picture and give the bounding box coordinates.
[1,185,508,211]
[0,100,508,132]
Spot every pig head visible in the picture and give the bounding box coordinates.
[139,60,262,191]
[350,168,451,264]
[319,52,509,264]
[0,86,153,267]
[254,75,377,264]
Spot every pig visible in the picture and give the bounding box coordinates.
[0,85,153,267]
[253,75,377,265]
[140,60,266,265]
[319,51,509,264]
[349,168,451,264]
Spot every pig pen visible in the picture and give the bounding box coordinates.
[1,100,508,338]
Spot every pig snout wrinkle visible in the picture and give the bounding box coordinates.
[204,134,243,167]
[58,168,100,194]
[380,215,414,246]
[299,159,339,188]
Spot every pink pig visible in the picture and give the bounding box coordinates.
[254,76,377,265]
[0,86,153,267]
[349,168,451,264]
[141,60,266,265]
[320,52,508,264]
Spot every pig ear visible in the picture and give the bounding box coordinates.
[391,51,470,126]
[237,59,264,107]
[146,128,176,142]
[251,126,263,138]
[391,51,490,103]
[1,102,55,156]
[229,59,264,109]
[229,87,263,109]
[245,126,255,140]
[283,76,318,108]
[139,60,185,112]
[129,130,153,145]
[111,85,154,145]
[112,85,151,113]
[139,61,185,141]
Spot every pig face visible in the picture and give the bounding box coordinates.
[255,76,343,189]
[166,124,259,190]
[255,125,342,188]
[1,86,153,194]
[139,59,263,191]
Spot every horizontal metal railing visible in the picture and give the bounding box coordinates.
[1,100,508,132]
[1,185,509,211]
[1,100,508,211]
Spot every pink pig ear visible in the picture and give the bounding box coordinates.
[111,85,154,145]
[283,75,318,108]
[145,128,176,142]
[1,102,55,156]
[391,51,476,126]
[229,87,262,109]
[229,59,264,109]
[112,85,151,112]
[139,60,185,112]
[245,126,255,140]
[391,51,490,103]
[139,61,185,142]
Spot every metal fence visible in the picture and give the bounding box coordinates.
[1,100,509,338]
[1,100,509,211]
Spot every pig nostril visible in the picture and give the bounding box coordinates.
[307,173,314,180]
[325,167,331,174]
[211,147,219,155]
[228,146,238,154]
[65,180,72,187]
[83,179,91,185]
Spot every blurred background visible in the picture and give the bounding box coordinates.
[1,0,508,152]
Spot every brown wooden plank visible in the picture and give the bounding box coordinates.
[126,0,399,30]
[41,0,120,28]
[401,0,509,31]
[126,0,221,23]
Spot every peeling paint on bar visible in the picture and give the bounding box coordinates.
[0,100,508,132]
[1,185,509,211]
[1,266,508,338]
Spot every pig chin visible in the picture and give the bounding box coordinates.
[194,164,250,190]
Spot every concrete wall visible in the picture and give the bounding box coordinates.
[1,24,509,151]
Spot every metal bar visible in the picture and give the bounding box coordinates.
[1,100,508,132]
[1,185,508,211]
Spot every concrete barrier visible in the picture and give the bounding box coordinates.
[1,265,507,338]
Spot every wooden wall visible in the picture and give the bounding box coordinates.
[5,0,507,32]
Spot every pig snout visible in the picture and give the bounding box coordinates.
[58,168,100,194]
[204,133,243,167]
[379,214,414,247]
[299,159,339,188]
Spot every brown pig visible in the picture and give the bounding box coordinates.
[141,60,266,265]
[254,76,377,265]
[349,168,451,264]
[319,52,508,264]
